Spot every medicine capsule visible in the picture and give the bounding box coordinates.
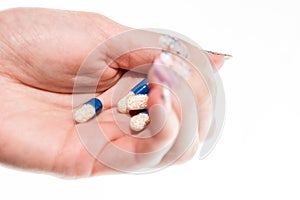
[74,98,103,123]
[127,94,148,110]
[117,79,149,113]
[130,110,150,132]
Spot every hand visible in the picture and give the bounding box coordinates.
[0,8,226,177]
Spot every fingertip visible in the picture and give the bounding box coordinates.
[206,51,232,71]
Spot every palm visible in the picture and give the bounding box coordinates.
[1,74,149,176]
[1,79,84,174]
[0,8,142,176]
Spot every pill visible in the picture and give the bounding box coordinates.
[74,98,103,123]
[117,92,135,113]
[127,94,148,110]
[130,110,150,132]
[117,79,149,113]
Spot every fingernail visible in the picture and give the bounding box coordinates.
[153,54,179,88]
[159,52,174,66]
[127,94,148,110]
[224,54,233,60]
[151,52,179,110]
[205,50,232,60]
[162,87,172,110]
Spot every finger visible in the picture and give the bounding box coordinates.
[110,49,160,72]
[147,54,201,167]
[205,50,232,71]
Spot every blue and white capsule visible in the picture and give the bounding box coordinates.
[74,98,103,123]
[117,79,150,113]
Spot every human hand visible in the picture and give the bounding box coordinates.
[0,8,226,177]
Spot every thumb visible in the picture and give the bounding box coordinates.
[0,8,131,92]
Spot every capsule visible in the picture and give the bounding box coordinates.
[117,79,149,113]
[130,110,150,132]
[127,94,148,110]
[74,98,103,123]
[131,79,149,95]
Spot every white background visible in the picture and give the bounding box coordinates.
[1,0,300,199]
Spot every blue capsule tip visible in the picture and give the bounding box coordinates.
[131,79,149,95]
[85,98,103,113]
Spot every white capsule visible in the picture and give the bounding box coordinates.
[127,94,148,110]
[117,92,134,113]
[74,104,96,123]
[74,98,103,123]
[130,112,150,131]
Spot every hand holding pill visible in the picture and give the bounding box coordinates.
[0,8,229,177]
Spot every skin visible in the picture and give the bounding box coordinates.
[0,8,225,177]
